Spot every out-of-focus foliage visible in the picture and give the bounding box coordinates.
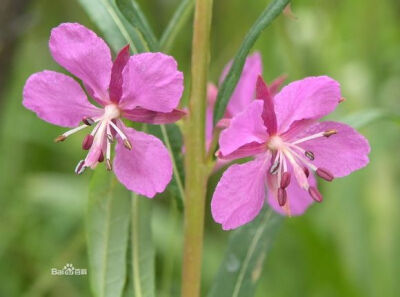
[0,0,399,297]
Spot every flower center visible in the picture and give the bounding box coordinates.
[267,135,285,151]
[104,104,120,120]
[266,129,338,213]
[54,103,132,175]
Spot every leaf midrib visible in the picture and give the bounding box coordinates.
[231,209,273,297]
[100,177,117,297]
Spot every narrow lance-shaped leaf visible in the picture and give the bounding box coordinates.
[147,124,185,210]
[341,109,400,129]
[116,0,158,51]
[123,194,155,297]
[78,0,147,53]
[159,0,195,52]
[208,207,283,297]
[87,169,131,297]
[213,0,291,126]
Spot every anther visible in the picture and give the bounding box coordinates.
[269,155,280,174]
[278,188,287,206]
[106,159,113,171]
[82,116,95,126]
[305,150,315,161]
[82,134,94,150]
[107,133,114,143]
[323,130,337,137]
[280,172,291,189]
[74,160,86,175]
[308,186,323,202]
[316,168,334,182]
[54,135,66,143]
[303,167,310,177]
[123,139,132,150]
[98,151,104,163]
[339,97,346,103]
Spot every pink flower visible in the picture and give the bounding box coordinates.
[211,75,370,230]
[23,23,185,198]
[206,52,285,151]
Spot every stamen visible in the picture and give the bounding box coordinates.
[54,135,67,143]
[305,150,315,160]
[74,160,86,175]
[291,129,336,145]
[98,151,104,163]
[106,124,114,143]
[63,124,89,137]
[106,159,113,171]
[278,188,287,206]
[288,148,317,171]
[316,168,334,182]
[109,121,126,139]
[269,153,281,174]
[282,149,310,190]
[82,116,95,126]
[104,128,112,169]
[280,172,291,189]
[109,121,132,150]
[339,97,346,103]
[90,122,102,136]
[323,129,337,137]
[82,134,94,150]
[303,167,310,177]
[308,186,323,202]
[123,139,132,150]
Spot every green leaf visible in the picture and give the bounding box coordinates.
[213,0,290,126]
[78,0,147,53]
[87,169,131,297]
[159,0,195,52]
[208,208,283,297]
[123,194,155,297]
[147,124,185,210]
[341,109,400,129]
[116,0,158,51]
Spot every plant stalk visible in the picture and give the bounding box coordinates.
[181,0,213,296]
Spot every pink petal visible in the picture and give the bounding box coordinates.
[207,83,218,105]
[113,126,172,198]
[206,83,218,147]
[256,75,277,135]
[119,53,184,112]
[217,142,266,160]
[268,74,287,97]
[220,52,263,116]
[267,164,316,216]
[291,121,370,177]
[211,157,268,230]
[122,107,186,124]
[219,100,268,156]
[274,76,341,133]
[109,45,130,103]
[49,23,112,105]
[216,118,231,129]
[23,71,102,127]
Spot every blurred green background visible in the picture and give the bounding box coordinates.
[0,0,399,296]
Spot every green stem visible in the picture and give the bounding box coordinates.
[181,0,213,296]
